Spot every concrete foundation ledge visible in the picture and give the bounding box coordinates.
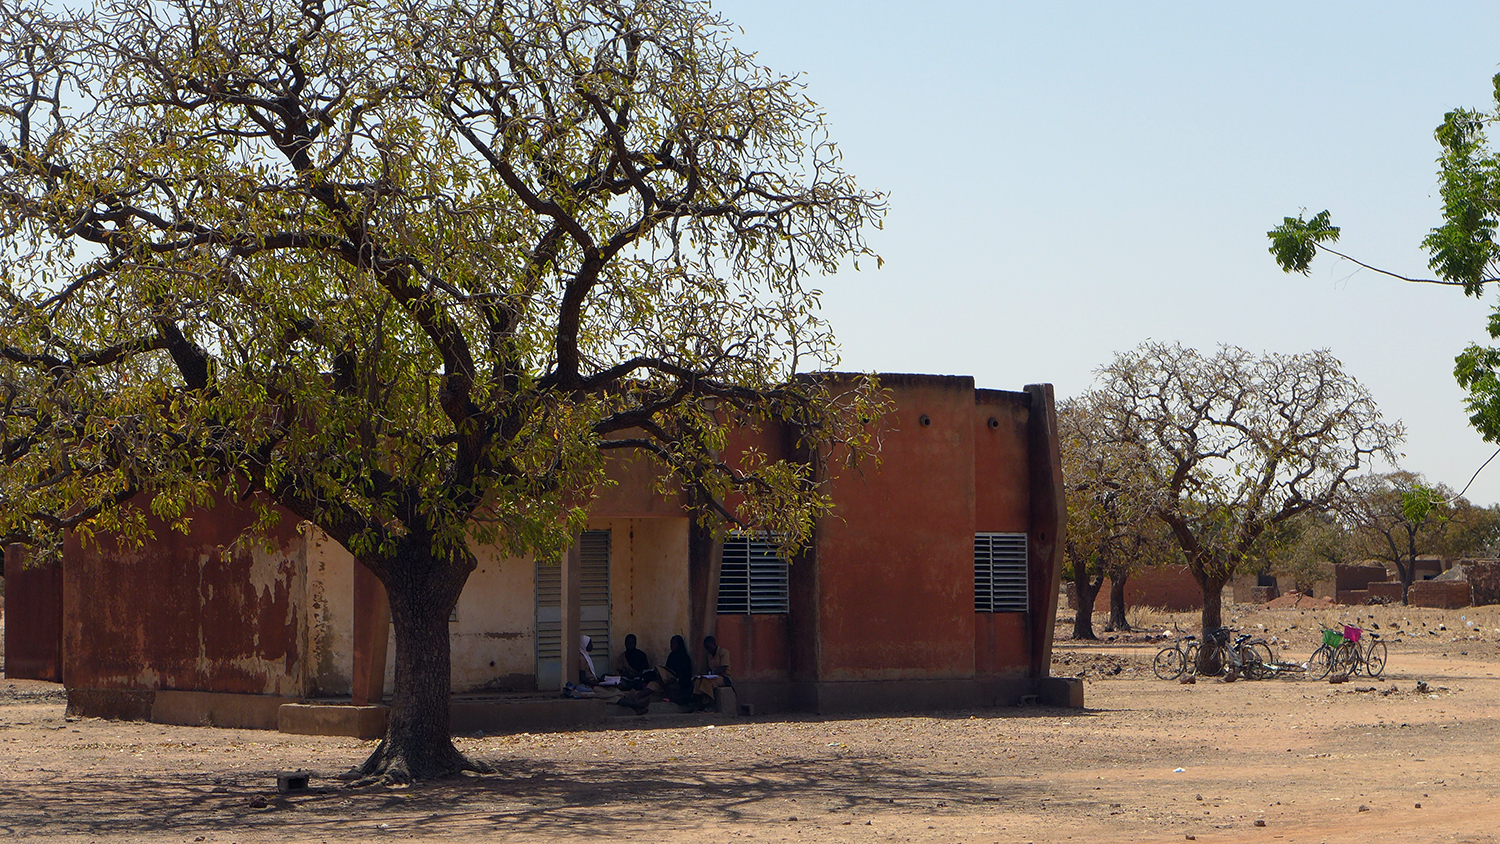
[152,690,298,730]
[279,703,388,739]
[449,696,607,735]
[66,688,156,722]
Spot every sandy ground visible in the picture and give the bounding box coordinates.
[3,602,1500,843]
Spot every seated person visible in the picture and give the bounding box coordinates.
[656,634,695,704]
[692,635,731,710]
[578,634,601,686]
[612,634,652,682]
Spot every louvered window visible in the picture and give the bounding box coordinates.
[717,532,789,614]
[974,533,1028,612]
[536,530,611,673]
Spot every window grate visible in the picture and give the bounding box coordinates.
[974,533,1028,612]
[717,532,789,614]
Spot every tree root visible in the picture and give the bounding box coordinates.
[341,737,495,786]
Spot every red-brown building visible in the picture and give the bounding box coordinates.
[10,374,1077,732]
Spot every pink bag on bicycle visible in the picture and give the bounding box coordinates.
[1343,625,1362,644]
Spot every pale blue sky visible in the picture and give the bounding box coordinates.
[713,0,1500,505]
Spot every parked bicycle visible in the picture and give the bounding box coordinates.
[1308,624,1387,679]
[1152,627,1274,680]
[1152,633,1200,680]
[1199,627,1276,679]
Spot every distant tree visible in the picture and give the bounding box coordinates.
[1058,394,1171,638]
[1268,72,1500,444]
[1091,343,1402,670]
[0,0,884,782]
[1251,511,1352,596]
[1342,472,1500,602]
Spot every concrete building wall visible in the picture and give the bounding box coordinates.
[303,531,355,697]
[973,390,1033,678]
[814,374,978,682]
[63,499,308,697]
[598,517,691,669]
[449,544,536,692]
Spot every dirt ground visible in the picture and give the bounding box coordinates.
[3,602,1500,843]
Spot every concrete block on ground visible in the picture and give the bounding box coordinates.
[1409,580,1472,609]
[1037,676,1084,708]
[713,685,738,715]
[279,703,388,739]
[277,770,312,793]
[1250,585,1280,604]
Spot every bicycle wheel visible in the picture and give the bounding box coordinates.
[1153,646,1187,680]
[1238,645,1268,680]
[1250,641,1274,667]
[1307,645,1334,680]
[1365,640,1387,678]
[1339,643,1361,676]
[1183,643,1200,677]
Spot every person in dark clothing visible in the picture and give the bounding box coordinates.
[612,633,651,681]
[659,634,694,703]
[616,633,693,714]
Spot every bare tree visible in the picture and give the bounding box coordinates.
[1092,343,1401,668]
[1058,394,1171,638]
[0,0,884,781]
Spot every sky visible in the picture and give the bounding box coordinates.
[711,0,1500,506]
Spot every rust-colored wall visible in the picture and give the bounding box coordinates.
[1074,565,1203,613]
[714,613,790,682]
[1408,580,1472,609]
[814,375,978,681]
[973,612,1029,677]
[63,498,308,696]
[4,545,63,681]
[973,391,1031,533]
[591,446,691,518]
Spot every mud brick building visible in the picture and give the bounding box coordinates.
[7,375,1078,733]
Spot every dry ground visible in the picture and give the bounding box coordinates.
[3,602,1500,843]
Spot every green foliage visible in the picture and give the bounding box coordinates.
[1270,71,1500,444]
[0,0,887,571]
[1268,210,1340,275]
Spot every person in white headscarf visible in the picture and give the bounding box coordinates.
[578,635,601,686]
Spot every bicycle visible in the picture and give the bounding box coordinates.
[1309,624,1387,679]
[1152,633,1200,680]
[1194,627,1268,678]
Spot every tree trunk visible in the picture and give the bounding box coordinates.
[1196,572,1229,674]
[1398,558,1415,606]
[1105,576,1130,632]
[348,540,484,783]
[1072,572,1104,640]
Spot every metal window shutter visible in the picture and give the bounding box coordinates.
[975,532,1027,613]
[535,530,611,664]
[718,532,788,614]
[717,537,751,614]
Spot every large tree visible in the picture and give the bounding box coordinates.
[0,0,884,781]
[1091,342,1401,667]
[1058,393,1172,639]
[1268,72,1500,444]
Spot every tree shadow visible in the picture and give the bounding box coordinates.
[0,752,1053,838]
